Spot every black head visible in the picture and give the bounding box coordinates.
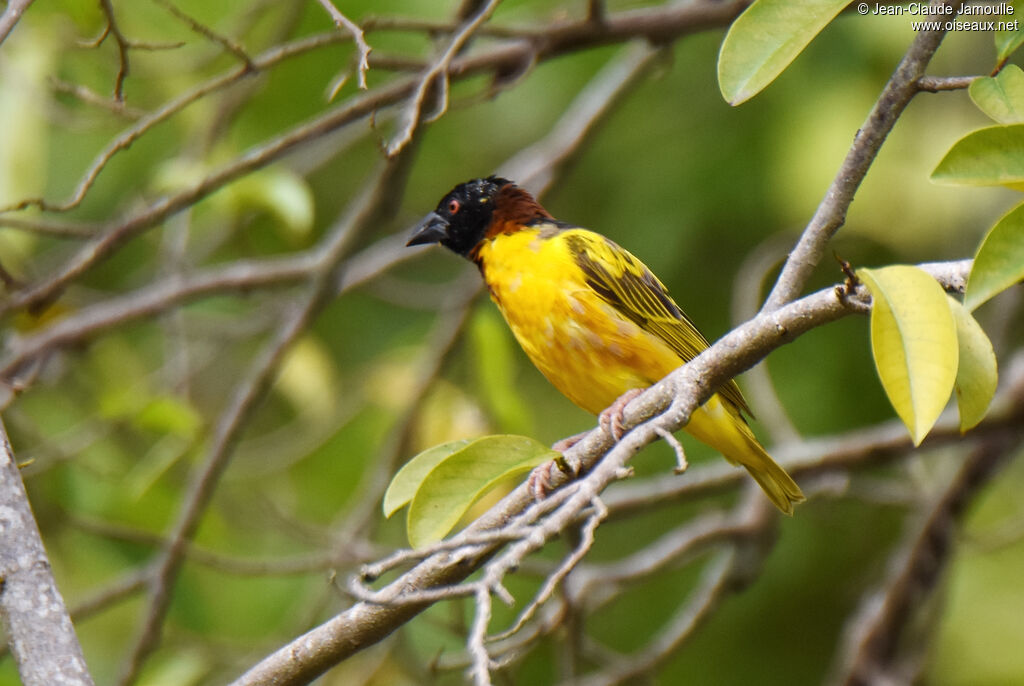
[407,176,512,257]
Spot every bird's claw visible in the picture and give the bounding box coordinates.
[527,462,558,501]
[527,434,588,501]
[598,388,644,440]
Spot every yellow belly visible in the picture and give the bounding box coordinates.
[478,230,681,415]
[474,228,806,514]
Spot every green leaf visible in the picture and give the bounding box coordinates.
[931,124,1024,190]
[947,297,998,432]
[135,395,203,438]
[383,439,471,518]
[859,266,959,446]
[232,167,315,237]
[717,0,849,105]
[969,65,1024,124]
[275,335,339,425]
[470,308,533,435]
[965,200,1024,310]
[407,435,556,548]
[996,1,1024,60]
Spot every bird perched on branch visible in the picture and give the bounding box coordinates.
[407,177,805,514]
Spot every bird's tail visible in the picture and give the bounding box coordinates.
[738,441,805,515]
[685,394,806,515]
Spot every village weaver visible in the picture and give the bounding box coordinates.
[407,177,804,514]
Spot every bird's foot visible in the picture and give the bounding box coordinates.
[527,461,560,501]
[526,432,589,501]
[598,388,645,440]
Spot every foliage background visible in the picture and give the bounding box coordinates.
[0,0,1022,684]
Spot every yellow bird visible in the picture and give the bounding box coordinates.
[408,177,804,514]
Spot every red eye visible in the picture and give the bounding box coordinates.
[448,199,460,214]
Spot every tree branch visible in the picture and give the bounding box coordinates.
[229,261,971,686]
[0,0,747,315]
[0,0,35,47]
[116,150,421,685]
[0,419,94,685]
[830,437,1018,686]
[762,0,964,311]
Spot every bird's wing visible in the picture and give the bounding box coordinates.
[563,229,752,416]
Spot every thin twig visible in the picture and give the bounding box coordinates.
[116,154,420,686]
[1,1,748,315]
[495,498,607,643]
[49,77,146,119]
[316,0,371,90]
[574,548,739,686]
[386,0,502,157]
[916,74,977,92]
[97,0,132,101]
[1,30,344,216]
[150,0,255,70]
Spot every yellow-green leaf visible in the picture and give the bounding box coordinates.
[275,335,339,425]
[232,167,315,237]
[383,439,471,518]
[859,266,959,445]
[718,0,849,105]
[969,65,1024,124]
[931,124,1024,190]
[996,1,1024,60]
[965,200,1024,310]
[947,297,998,432]
[135,395,203,438]
[407,435,555,548]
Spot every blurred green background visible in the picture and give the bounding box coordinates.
[0,0,1022,684]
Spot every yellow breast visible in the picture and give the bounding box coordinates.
[475,228,683,415]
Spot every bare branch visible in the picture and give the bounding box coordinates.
[150,0,255,70]
[0,419,95,685]
[830,439,1015,686]
[499,41,660,195]
[762,2,963,311]
[495,498,606,643]
[49,77,146,119]
[97,0,133,101]
[116,150,421,685]
[229,262,973,686]
[0,0,748,316]
[386,0,502,157]
[575,548,739,686]
[315,0,371,90]
[916,74,977,92]
[0,0,35,47]
[731,236,802,444]
[0,30,343,217]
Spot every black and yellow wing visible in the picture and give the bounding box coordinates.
[562,229,752,416]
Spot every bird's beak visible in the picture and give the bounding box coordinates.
[406,212,449,247]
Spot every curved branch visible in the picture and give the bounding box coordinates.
[0,0,747,316]
[116,152,420,685]
[228,261,970,686]
[762,1,964,311]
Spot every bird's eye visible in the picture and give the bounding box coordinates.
[448,199,460,214]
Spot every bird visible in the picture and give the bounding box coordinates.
[407,176,805,514]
